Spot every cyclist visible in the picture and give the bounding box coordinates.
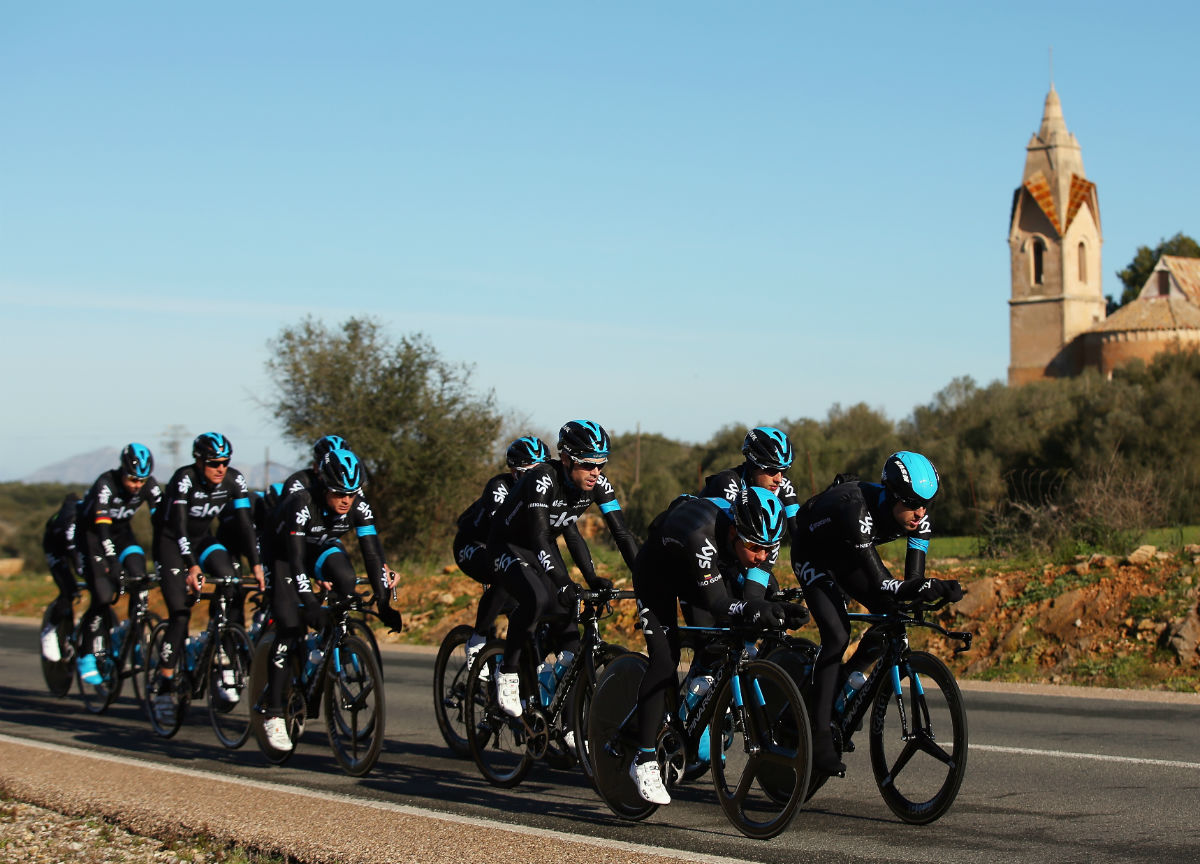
[279,434,352,498]
[260,448,401,751]
[73,444,162,684]
[697,425,800,602]
[487,420,640,719]
[151,433,264,723]
[40,493,82,662]
[628,484,803,805]
[455,436,549,671]
[791,450,962,777]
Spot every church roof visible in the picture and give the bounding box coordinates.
[1092,295,1200,333]
[1017,86,1095,238]
[1161,256,1200,306]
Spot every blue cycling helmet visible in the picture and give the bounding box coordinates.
[319,448,364,495]
[557,420,610,462]
[193,432,233,461]
[882,451,939,505]
[742,426,795,471]
[312,434,352,463]
[119,443,154,479]
[732,484,786,547]
[506,436,550,469]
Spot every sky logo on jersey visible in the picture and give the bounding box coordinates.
[794,560,826,586]
[178,474,193,494]
[356,500,372,520]
[859,514,873,534]
[695,538,716,570]
[189,503,223,519]
[535,475,552,495]
[537,549,554,572]
[295,506,311,526]
[722,480,739,501]
[492,486,508,504]
[289,480,305,494]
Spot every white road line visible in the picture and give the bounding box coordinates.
[974,743,1200,770]
[0,733,743,864]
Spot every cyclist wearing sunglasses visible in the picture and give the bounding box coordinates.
[151,433,264,721]
[72,444,163,683]
[486,420,640,718]
[628,483,806,805]
[259,447,400,750]
[454,436,550,670]
[790,450,962,778]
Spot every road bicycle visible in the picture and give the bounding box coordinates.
[248,587,386,776]
[41,573,160,714]
[765,590,972,824]
[463,587,634,787]
[587,622,812,840]
[142,573,256,748]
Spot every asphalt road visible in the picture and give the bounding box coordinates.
[1,616,1199,864]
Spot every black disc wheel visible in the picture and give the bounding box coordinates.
[324,634,386,777]
[207,625,254,749]
[709,659,812,840]
[869,651,967,824]
[587,652,658,822]
[465,644,533,788]
[77,608,121,714]
[432,624,476,757]
[143,621,187,738]
[568,643,627,789]
[40,605,74,697]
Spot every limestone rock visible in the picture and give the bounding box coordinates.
[1167,610,1200,667]
[1126,545,1157,566]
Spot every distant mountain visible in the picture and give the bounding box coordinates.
[21,448,299,490]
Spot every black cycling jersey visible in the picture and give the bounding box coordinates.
[789,479,931,602]
[268,486,386,593]
[701,461,801,536]
[76,469,162,560]
[42,494,81,625]
[456,472,514,545]
[157,465,260,570]
[280,468,319,498]
[487,460,639,584]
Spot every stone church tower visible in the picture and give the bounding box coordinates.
[1008,86,1105,384]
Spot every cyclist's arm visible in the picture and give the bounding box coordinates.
[228,471,261,568]
[903,514,932,582]
[593,474,639,568]
[89,478,121,565]
[561,522,595,584]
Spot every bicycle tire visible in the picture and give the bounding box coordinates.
[465,644,533,788]
[348,616,383,671]
[869,650,967,824]
[432,624,475,757]
[710,659,811,840]
[324,634,386,777]
[143,621,188,737]
[248,630,302,764]
[77,607,121,714]
[587,652,658,822]
[569,643,627,789]
[208,624,254,749]
[129,611,162,704]
[40,605,74,697]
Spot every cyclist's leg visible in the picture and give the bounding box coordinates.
[44,551,76,626]
[215,517,249,626]
[155,542,194,683]
[802,573,851,775]
[629,559,677,806]
[265,558,304,715]
[493,544,554,674]
[77,532,119,663]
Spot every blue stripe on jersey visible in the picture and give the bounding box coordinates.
[598,499,621,514]
[315,545,343,579]
[356,525,377,537]
[233,497,250,509]
[908,537,929,553]
[198,543,228,566]
[745,567,771,588]
[118,545,144,563]
[706,497,733,515]
[784,502,799,517]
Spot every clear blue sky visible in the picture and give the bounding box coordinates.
[3,2,1198,481]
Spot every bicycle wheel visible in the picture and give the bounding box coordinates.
[465,644,533,788]
[433,624,475,757]
[764,641,828,802]
[324,634,386,776]
[348,616,383,671]
[569,643,627,788]
[143,621,187,737]
[78,608,121,714]
[249,630,303,764]
[129,612,162,704]
[208,624,254,749]
[587,652,657,822]
[710,659,811,840]
[40,605,74,697]
[869,651,967,825]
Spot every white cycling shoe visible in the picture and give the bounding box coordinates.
[496,671,523,718]
[630,759,671,805]
[465,632,489,680]
[40,625,61,662]
[263,716,292,751]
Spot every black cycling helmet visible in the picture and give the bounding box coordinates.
[731,484,786,547]
[312,434,352,464]
[881,451,939,505]
[557,420,610,462]
[193,432,233,462]
[319,448,364,495]
[506,436,550,469]
[119,443,154,479]
[742,426,795,471]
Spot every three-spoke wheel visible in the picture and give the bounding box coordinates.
[324,634,385,776]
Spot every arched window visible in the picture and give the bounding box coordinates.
[1033,238,1045,286]
[1078,242,1087,283]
